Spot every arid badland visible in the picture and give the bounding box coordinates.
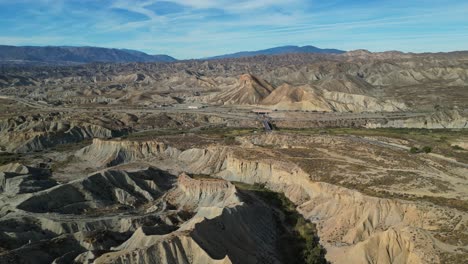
[0,49,467,264]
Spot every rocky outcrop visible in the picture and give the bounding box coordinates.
[17,167,175,214]
[0,163,56,195]
[91,175,282,264]
[93,234,234,264]
[76,138,229,174]
[205,74,274,105]
[0,165,287,264]
[166,173,240,210]
[0,114,129,153]
[76,138,180,167]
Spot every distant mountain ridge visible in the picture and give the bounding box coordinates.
[206,45,345,59]
[0,44,346,65]
[0,45,177,65]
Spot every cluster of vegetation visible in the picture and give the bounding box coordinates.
[452,145,464,150]
[287,154,468,212]
[278,127,468,163]
[342,182,468,212]
[409,146,432,154]
[232,182,328,264]
[439,252,468,264]
[434,222,468,246]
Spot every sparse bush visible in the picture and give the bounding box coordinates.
[422,146,432,153]
[409,147,420,154]
[222,135,237,145]
[452,145,464,150]
[409,146,432,154]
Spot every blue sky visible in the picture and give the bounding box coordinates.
[0,0,467,59]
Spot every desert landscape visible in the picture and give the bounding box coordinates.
[0,47,466,264]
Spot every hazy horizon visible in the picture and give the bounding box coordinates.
[1,0,467,59]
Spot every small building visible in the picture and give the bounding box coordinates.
[252,109,273,115]
[187,104,206,110]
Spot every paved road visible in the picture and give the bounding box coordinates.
[0,95,456,127]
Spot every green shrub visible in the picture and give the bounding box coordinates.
[422,146,432,153]
[409,146,432,154]
[452,145,464,150]
[409,147,420,154]
[304,245,328,264]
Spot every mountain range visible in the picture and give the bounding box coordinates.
[0,45,345,65]
[205,45,345,59]
[0,45,177,65]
